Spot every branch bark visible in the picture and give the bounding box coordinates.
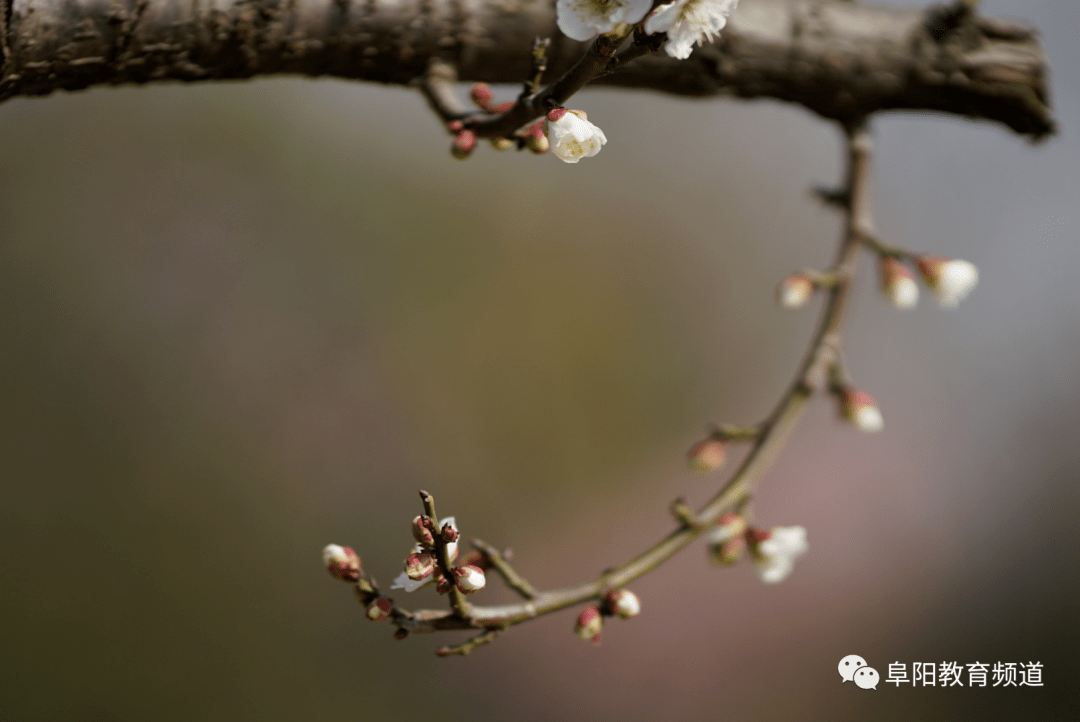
[0,0,1054,139]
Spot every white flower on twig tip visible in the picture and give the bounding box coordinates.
[546,109,607,163]
[644,0,739,60]
[391,517,456,592]
[556,0,652,41]
[916,256,979,308]
[750,526,808,584]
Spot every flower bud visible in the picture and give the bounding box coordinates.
[412,515,435,547]
[547,107,568,122]
[525,122,549,154]
[687,436,726,472]
[749,525,808,584]
[452,565,487,594]
[451,130,476,160]
[605,589,641,619]
[706,512,748,545]
[435,574,452,595]
[839,387,884,433]
[880,257,918,310]
[404,551,436,581]
[446,120,464,134]
[365,597,393,622]
[469,82,494,110]
[777,273,815,310]
[322,544,361,582]
[708,536,745,566]
[441,523,460,543]
[574,606,603,644]
[490,137,515,151]
[491,101,515,114]
[915,255,979,307]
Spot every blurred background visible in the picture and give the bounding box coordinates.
[1,0,1076,719]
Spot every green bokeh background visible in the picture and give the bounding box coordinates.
[1,1,1077,719]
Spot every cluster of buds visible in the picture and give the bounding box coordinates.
[706,514,809,583]
[391,515,487,595]
[322,544,401,624]
[878,254,978,309]
[574,588,642,645]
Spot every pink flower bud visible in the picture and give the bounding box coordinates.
[547,107,568,123]
[605,589,641,619]
[405,551,436,581]
[441,523,460,543]
[412,515,435,547]
[446,120,464,134]
[777,273,815,310]
[451,130,477,160]
[491,101,515,114]
[452,565,487,594]
[435,574,452,595]
[365,597,393,622]
[469,82,494,110]
[574,606,603,644]
[525,122,550,154]
[915,255,979,308]
[880,257,918,309]
[322,544,361,582]
[839,387,884,433]
[687,437,726,472]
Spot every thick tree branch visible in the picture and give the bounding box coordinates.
[0,0,1053,139]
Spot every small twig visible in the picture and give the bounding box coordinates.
[669,497,699,529]
[521,38,551,99]
[436,630,500,657]
[472,539,539,600]
[419,490,472,619]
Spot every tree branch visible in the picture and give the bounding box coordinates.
[1,0,1054,139]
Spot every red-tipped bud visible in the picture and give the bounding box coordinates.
[446,120,465,134]
[365,597,393,622]
[915,255,979,308]
[687,436,726,472]
[880,257,918,309]
[435,574,452,595]
[777,273,815,310]
[404,551,436,581]
[525,122,550,154]
[604,589,641,619]
[452,565,487,594]
[491,101,515,114]
[412,515,435,547]
[839,387,884,433]
[574,606,603,644]
[451,130,476,160]
[469,82,494,110]
[709,512,748,543]
[322,544,361,582]
[547,107,568,123]
[441,523,460,543]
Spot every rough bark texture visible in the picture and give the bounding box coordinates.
[0,0,1054,138]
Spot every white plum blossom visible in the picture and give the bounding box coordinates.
[644,0,739,60]
[916,256,979,308]
[752,526,808,584]
[546,109,608,163]
[391,517,456,592]
[556,0,653,42]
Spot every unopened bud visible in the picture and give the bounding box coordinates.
[412,515,435,547]
[605,589,641,619]
[880,257,918,309]
[706,512,748,545]
[916,255,979,308]
[777,273,815,310]
[366,597,393,622]
[490,137,515,151]
[441,523,460,543]
[405,551,436,581]
[451,130,476,160]
[452,565,487,594]
[687,436,726,472]
[435,574,452,595]
[322,544,361,582]
[525,122,549,154]
[574,606,603,644]
[491,101,515,114]
[708,536,746,566]
[839,387,884,433]
[446,120,464,134]
[469,82,494,110]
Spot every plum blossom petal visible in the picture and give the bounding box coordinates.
[547,110,607,163]
[556,0,653,42]
[645,0,739,60]
[753,526,808,584]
